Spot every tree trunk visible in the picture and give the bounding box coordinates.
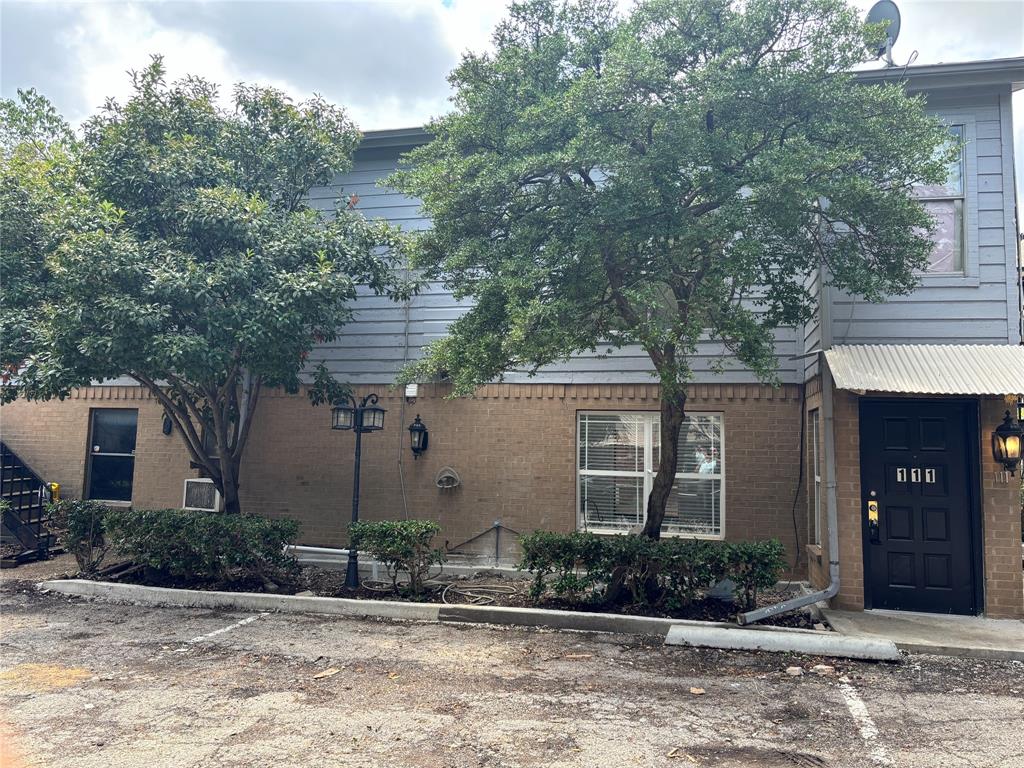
[641,388,687,539]
[220,467,242,515]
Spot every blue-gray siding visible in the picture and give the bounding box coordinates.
[825,90,1022,352]
[309,87,1021,387]
[306,153,801,385]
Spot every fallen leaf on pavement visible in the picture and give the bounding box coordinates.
[689,687,705,695]
[313,668,341,680]
[667,747,698,762]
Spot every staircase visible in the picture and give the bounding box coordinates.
[1,442,56,564]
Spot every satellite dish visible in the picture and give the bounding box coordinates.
[866,0,901,65]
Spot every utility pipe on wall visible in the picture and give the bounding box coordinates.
[739,348,843,621]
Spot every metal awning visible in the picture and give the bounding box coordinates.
[824,344,1024,396]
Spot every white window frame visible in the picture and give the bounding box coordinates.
[575,411,725,540]
[914,123,966,275]
[810,409,822,546]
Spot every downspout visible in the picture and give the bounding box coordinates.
[738,361,840,623]
[738,267,841,624]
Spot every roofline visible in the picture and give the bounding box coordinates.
[855,56,1024,92]
[359,126,432,150]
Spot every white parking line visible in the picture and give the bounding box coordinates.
[838,675,892,767]
[188,613,265,644]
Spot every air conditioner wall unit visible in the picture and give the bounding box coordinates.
[183,478,222,513]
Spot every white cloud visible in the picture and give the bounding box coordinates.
[53,2,302,122]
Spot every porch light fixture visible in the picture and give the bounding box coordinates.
[330,393,386,589]
[991,411,1023,475]
[408,415,428,459]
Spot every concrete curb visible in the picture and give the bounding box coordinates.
[823,609,1024,662]
[40,579,441,622]
[41,579,859,656]
[888,643,1024,662]
[665,624,902,661]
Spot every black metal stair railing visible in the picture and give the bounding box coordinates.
[1,441,54,562]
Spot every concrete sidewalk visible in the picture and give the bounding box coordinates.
[824,607,1024,661]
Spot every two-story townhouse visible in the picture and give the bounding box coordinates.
[2,56,1022,618]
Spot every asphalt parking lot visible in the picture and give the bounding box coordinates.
[1,575,1022,768]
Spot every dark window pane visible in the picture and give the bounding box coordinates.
[87,455,135,501]
[92,410,138,454]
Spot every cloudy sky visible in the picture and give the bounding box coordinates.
[2,0,1021,130]
[2,0,1022,204]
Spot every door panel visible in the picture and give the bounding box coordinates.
[860,401,976,615]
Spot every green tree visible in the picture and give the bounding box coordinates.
[0,89,77,382]
[1,58,407,514]
[392,0,953,538]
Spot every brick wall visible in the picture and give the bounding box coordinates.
[0,387,194,509]
[1,382,807,569]
[978,397,1024,619]
[832,388,865,610]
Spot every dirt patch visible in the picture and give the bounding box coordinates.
[2,589,1022,768]
[0,663,92,693]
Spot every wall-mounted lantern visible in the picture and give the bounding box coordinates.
[162,412,173,435]
[408,415,428,459]
[992,411,1023,475]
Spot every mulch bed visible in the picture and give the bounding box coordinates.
[99,562,824,630]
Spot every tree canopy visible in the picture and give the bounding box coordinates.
[392,0,953,537]
[1,58,407,513]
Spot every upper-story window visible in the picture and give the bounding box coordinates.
[913,125,964,274]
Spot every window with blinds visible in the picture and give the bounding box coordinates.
[577,411,724,538]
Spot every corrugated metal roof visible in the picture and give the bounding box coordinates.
[824,345,1024,396]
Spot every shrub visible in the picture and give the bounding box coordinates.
[519,530,607,602]
[658,538,728,611]
[519,532,786,613]
[726,539,787,610]
[104,508,299,584]
[45,500,110,575]
[349,519,445,596]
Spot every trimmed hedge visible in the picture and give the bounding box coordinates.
[105,508,299,584]
[519,530,606,601]
[45,499,111,575]
[519,531,785,612]
[349,519,445,596]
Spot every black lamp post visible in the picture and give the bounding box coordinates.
[992,410,1023,475]
[331,393,386,588]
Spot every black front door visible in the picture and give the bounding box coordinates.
[860,400,978,615]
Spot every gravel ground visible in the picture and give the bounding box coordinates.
[1,572,1022,768]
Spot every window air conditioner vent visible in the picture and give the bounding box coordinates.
[183,478,221,513]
